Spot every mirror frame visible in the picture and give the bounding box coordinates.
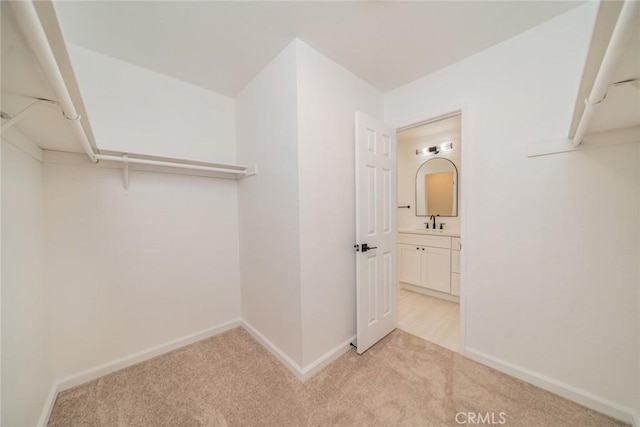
[415,157,458,217]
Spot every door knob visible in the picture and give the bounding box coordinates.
[361,243,378,252]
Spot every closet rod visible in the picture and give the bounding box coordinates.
[10,0,98,162]
[95,154,251,176]
[572,0,639,147]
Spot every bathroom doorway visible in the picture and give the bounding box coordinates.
[395,112,462,353]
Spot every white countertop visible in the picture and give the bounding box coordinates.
[398,228,460,238]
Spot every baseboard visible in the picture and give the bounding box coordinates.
[401,282,460,303]
[240,320,354,382]
[299,334,356,381]
[37,318,241,425]
[240,320,305,380]
[56,318,241,392]
[465,347,636,425]
[37,382,60,427]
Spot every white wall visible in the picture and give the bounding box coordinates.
[385,3,639,419]
[67,44,236,163]
[397,116,461,232]
[295,40,383,366]
[1,140,53,426]
[43,157,241,378]
[236,42,303,365]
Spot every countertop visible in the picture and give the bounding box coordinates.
[398,228,461,238]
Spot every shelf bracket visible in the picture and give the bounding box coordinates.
[122,154,129,190]
[245,165,259,178]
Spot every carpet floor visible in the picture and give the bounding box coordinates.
[49,327,627,426]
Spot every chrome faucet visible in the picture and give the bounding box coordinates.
[430,215,436,229]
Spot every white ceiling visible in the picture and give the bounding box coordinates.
[53,1,583,97]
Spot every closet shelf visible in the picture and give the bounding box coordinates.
[95,153,257,178]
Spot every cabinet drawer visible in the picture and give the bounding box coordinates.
[451,250,460,274]
[397,234,451,249]
[452,237,461,251]
[451,273,460,296]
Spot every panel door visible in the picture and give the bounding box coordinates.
[355,111,397,354]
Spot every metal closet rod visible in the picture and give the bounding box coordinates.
[572,0,639,147]
[10,0,253,177]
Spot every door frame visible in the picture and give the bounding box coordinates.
[393,104,469,356]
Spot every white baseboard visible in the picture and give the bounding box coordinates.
[38,319,241,425]
[401,282,460,303]
[241,320,355,382]
[299,334,356,381]
[240,320,305,380]
[37,382,60,427]
[57,318,241,391]
[465,347,636,425]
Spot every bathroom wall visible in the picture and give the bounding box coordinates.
[1,139,53,427]
[397,114,461,233]
[385,3,639,421]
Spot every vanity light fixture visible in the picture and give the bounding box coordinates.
[416,142,453,156]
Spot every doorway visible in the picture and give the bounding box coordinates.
[395,112,462,353]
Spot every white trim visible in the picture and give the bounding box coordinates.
[37,318,241,425]
[36,382,59,427]
[37,319,241,425]
[241,320,304,380]
[240,320,355,382]
[299,335,356,381]
[465,347,636,425]
[56,318,241,391]
[400,282,460,303]
[390,104,468,357]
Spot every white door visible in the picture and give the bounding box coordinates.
[355,111,397,354]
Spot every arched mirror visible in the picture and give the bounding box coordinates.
[416,158,458,217]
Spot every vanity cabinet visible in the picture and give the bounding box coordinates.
[398,232,457,295]
[451,237,461,296]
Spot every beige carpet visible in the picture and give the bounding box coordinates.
[49,327,627,426]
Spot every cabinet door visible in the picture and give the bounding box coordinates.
[422,247,451,293]
[451,250,460,274]
[398,244,422,286]
[451,273,460,296]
